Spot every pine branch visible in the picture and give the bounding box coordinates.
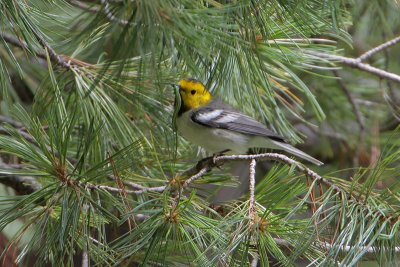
[68,0,131,26]
[273,238,400,254]
[332,70,366,166]
[358,35,400,62]
[1,32,76,70]
[305,50,400,83]
[0,163,42,194]
[248,159,256,218]
[0,152,339,197]
[332,70,365,131]
[99,0,130,26]
[81,251,88,267]
[0,115,24,129]
[1,32,46,59]
[68,0,99,13]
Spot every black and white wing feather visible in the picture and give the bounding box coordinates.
[191,107,285,142]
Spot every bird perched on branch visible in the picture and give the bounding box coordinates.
[173,78,323,165]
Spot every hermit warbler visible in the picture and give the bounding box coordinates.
[174,78,323,165]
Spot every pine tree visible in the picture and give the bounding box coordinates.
[0,0,399,266]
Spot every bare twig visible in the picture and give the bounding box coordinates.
[99,0,130,26]
[1,32,46,59]
[0,175,42,194]
[35,38,72,69]
[358,35,400,62]
[69,0,99,13]
[332,70,366,166]
[83,182,165,195]
[248,159,256,218]
[0,153,334,196]
[1,32,74,70]
[0,126,39,147]
[250,254,258,267]
[68,0,133,26]
[382,35,400,122]
[304,50,400,84]
[267,38,337,44]
[213,153,341,193]
[0,163,42,194]
[273,238,400,254]
[182,167,209,188]
[332,70,365,130]
[81,249,88,267]
[0,115,24,128]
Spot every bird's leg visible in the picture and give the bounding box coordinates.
[212,149,230,167]
[196,150,229,172]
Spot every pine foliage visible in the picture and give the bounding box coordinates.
[0,0,399,266]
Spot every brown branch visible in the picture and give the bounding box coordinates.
[358,35,400,62]
[304,50,400,84]
[332,70,365,130]
[0,115,24,129]
[332,70,366,166]
[1,32,75,70]
[0,126,38,145]
[34,36,72,69]
[0,151,338,200]
[1,32,46,60]
[0,163,42,194]
[0,175,42,194]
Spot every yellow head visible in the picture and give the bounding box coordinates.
[177,79,212,111]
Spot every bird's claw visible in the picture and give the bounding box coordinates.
[212,149,230,168]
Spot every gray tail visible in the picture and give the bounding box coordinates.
[272,141,323,166]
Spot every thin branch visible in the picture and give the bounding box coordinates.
[0,126,39,146]
[1,32,73,70]
[0,163,42,194]
[332,70,366,166]
[248,159,256,218]
[273,238,400,254]
[1,32,46,60]
[0,175,42,194]
[0,115,24,128]
[68,0,133,26]
[304,50,400,84]
[250,254,258,267]
[382,34,400,122]
[99,0,130,26]
[34,37,72,69]
[68,0,100,13]
[332,70,365,130]
[0,151,339,198]
[213,153,341,193]
[81,250,88,267]
[82,182,165,195]
[182,167,209,188]
[358,35,400,62]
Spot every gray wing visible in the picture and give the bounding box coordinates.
[191,106,285,142]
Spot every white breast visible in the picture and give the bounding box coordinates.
[176,111,250,154]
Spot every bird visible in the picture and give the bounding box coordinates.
[174,78,323,165]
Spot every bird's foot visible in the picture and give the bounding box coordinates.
[212,149,230,168]
[196,150,229,171]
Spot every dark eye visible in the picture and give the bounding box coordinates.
[190,90,196,95]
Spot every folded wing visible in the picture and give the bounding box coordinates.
[191,107,285,142]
